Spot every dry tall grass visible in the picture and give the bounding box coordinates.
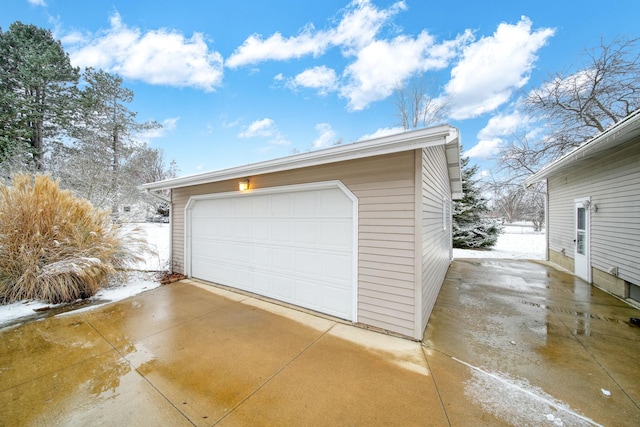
[0,174,146,304]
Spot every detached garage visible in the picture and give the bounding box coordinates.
[143,125,462,340]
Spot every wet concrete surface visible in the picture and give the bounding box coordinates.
[424,259,640,426]
[1,259,639,426]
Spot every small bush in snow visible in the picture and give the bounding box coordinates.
[0,174,146,304]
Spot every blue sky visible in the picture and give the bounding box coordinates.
[3,0,638,179]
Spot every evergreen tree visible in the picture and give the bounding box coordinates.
[453,156,502,249]
[0,22,79,170]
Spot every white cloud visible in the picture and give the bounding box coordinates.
[238,118,276,138]
[358,126,404,141]
[238,118,289,146]
[341,31,469,110]
[65,13,224,91]
[465,138,502,160]
[227,0,461,110]
[477,111,529,141]
[28,0,46,6]
[139,117,180,140]
[291,66,338,95]
[466,111,531,159]
[312,123,338,148]
[445,17,555,120]
[328,0,407,57]
[221,118,242,128]
[226,25,325,68]
[226,0,405,68]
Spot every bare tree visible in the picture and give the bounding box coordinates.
[520,185,545,232]
[489,180,545,231]
[491,183,524,223]
[394,75,449,130]
[500,36,640,176]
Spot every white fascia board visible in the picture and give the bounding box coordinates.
[444,131,463,199]
[525,110,640,187]
[143,125,455,191]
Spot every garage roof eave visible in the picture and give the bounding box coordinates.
[444,131,463,199]
[142,125,457,191]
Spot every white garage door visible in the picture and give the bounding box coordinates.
[186,182,357,321]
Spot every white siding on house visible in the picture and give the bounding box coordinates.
[420,146,453,334]
[547,139,640,287]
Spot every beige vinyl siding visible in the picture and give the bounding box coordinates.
[171,151,418,337]
[547,138,640,287]
[420,145,453,333]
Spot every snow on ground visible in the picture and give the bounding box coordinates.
[454,223,545,260]
[135,222,171,271]
[0,223,170,328]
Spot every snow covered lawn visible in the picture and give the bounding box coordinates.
[454,223,545,260]
[0,223,171,328]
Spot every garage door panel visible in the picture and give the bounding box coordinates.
[252,245,272,268]
[323,286,351,315]
[191,238,211,254]
[322,253,352,281]
[272,276,295,300]
[236,268,252,288]
[233,220,251,239]
[189,185,355,321]
[253,272,272,293]
[271,194,292,215]
[231,243,250,263]
[191,217,214,235]
[234,197,251,216]
[272,248,294,272]
[295,279,321,307]
[207,199,229,216]
[251,220,271,241]
[320,190,353,216]
[322,221,352,247]
[251,195,269,215]
[271,221,293,243]
[295,250,320,275]
[211,241,232,262]
[293,221,318,244]
[293,192,317,215]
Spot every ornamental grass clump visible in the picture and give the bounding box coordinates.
[0,174,145,304]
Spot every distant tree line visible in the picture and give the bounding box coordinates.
[0,21,176,217]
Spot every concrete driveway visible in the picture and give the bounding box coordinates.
[1,259,639,426]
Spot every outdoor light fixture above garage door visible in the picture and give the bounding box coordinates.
[239,179,249,191]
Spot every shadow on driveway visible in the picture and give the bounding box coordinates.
[1,259,639,426]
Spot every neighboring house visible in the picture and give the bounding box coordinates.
[525,110,640,304]
[143,125,462,340]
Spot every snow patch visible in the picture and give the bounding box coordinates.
[455,357,604,427]
[455,223,545,259]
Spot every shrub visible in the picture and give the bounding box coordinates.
[0,174,145,304]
